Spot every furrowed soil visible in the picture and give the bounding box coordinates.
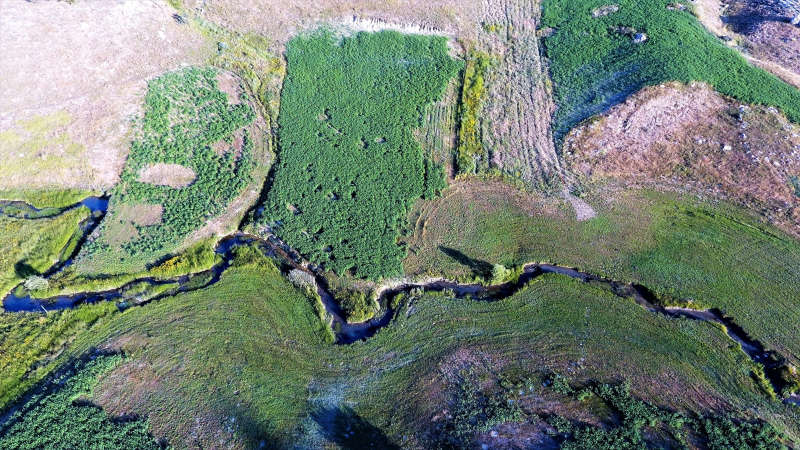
[0,0,212,191]
[564,82,800,237]
[478,0,561,186]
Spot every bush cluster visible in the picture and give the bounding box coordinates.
[545,378,787,450]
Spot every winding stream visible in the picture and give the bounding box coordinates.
[2,197,798,404]
[0,197,108,220]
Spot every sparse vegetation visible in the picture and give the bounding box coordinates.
[473,0,561,186]
[257,30,460,279]
[79,67,255,273]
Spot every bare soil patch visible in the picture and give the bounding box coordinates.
[138,163,196,188]
[185,0,484,46]
[0,0,212,191]
[692,0,800,88]
[114,203,165,227]
[565,82,800,236]
[215,71,242,105]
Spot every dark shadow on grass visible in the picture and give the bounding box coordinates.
[439,246,493,279]
[310,406,402,449]
[725,13,795,33]
[14,261,38,279]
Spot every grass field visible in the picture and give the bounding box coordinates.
[0,188,101,210]
[0,302,118,413]
[0,353,162,450]
[257,30,460,279]
[6,246,791,448]
[541,0,800,141]
[0,207,90,297]
[403,182,800,368]
[76,67,257,275]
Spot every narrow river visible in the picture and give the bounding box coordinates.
[2,197,798,404]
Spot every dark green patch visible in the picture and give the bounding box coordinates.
[0,354,163,450]
[258,31,460,279]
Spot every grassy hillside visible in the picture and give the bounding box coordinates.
[404,183,800,367]
[9,248,790,448]
[257,30,460,279]
[0,302,117,409]
[0,207,90,296]
[541,0,800,140]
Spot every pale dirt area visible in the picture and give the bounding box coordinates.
[0,0,212,191]
[692,0,800,88]
[138,163,197,188]
[215,70,242,105]
[562,188,598,221]
[565,82,800,236]
[184,0,484,45]
[114,203,165,227]
[480,0,561,186]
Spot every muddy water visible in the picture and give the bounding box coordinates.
[1,198,798,404]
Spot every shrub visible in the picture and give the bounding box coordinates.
[337,289,377,323]
[23,275,49,292]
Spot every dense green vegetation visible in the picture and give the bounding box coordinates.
[0,354,163,450]
[0,207,90,296]
[258,30,460,279]
[545,380,787,449]
[81,67,255,273]
[541,0,800,140]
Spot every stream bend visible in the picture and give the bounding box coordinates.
[1,198,798,405]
